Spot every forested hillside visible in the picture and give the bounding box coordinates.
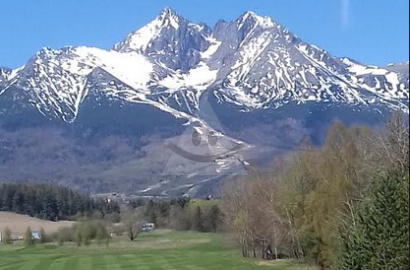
[0,183,119,221]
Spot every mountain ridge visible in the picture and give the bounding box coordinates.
[0,8,408,196]
[1,8,408,124]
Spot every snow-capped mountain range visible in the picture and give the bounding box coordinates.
[0,8,408,123]
[0,8,408,196]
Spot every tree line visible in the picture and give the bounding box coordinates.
[0,181,223,235]
[122,198,223,235]
[2,222,111,247]
[222,113,409,269]
[0,183,120,221]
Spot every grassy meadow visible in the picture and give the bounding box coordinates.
[0,231,314,270]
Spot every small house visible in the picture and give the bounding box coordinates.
[31,231,40,240]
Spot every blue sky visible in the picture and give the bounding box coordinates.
[1,0,409,68]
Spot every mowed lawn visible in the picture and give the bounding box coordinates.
[0,231,313,270]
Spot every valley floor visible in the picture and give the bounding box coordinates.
[0,231,314,270]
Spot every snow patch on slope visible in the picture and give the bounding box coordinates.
[8,66,25,81]
[159,62,218,92]
[200,36,221,59]
[73,47,153,91]
[113,17,164,52]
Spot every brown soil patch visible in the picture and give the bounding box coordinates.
[0,212,74,237]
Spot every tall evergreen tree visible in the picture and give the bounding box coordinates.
[339,172,409,270]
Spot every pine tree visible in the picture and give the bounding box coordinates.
[339,172,409,270]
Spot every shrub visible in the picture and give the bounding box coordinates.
[24,227,34,247]
[1,227,13,245]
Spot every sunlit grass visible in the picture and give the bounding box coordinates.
[0,231,312,270]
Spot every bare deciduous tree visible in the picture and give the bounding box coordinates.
[121,207,145,241]
[222,170,289,260]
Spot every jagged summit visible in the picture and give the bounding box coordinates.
[113,7,191,53]
[237,11,275,29]
[159,7,181,17]
[157,7,186,29]
[0,8,408,124]
[112,8,212,72]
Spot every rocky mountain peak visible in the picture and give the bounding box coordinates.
[158,7,182,21]
[0,67,12,87]
[237,11,275,30]
[1,9,408,124]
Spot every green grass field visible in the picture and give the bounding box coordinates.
[0,231,313,270]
